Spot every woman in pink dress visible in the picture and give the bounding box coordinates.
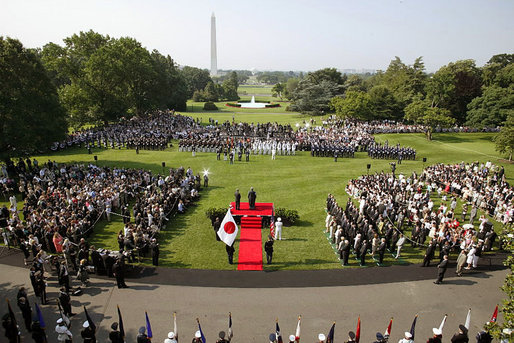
[53,232,64,253]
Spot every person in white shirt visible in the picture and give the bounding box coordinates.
[55,318,73,342]
[274,217,283,240]
[395,233,406,259]
[398,331,414,343]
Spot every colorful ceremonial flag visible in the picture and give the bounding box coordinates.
[438,314,447,332]
[327,322,335,343]
[355,316,361,343]
[145,311,153,339]
[270,211,275,238]
[276,320,283,343]
[35,303,46,329]
[295,316,301,342]
[410,314,418,340]
[197,318,206,343]
[84,306,97,333]
[490,305,498,323]
[228,312,233,340]
[464,309,471,330]
[384,317,393,337]
[217,208,239,246]
[117,305,125,342]
[173,312,178,340]
[6,299,20,343]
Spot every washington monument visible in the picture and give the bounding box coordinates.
[210,12,217,76]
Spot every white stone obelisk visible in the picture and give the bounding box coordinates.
[210,12,218,76]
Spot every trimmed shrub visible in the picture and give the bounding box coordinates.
[203,102,218,110]
[265,103,281,108]
[226,103,241,108]
[205,207,227,224]
[274,208,300,226]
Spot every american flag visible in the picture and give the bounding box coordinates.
[270,211,275,238]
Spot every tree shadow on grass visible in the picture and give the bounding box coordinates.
[292,219,313,227]
[432,134,474,143]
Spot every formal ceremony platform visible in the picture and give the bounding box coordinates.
[229,202,274,271]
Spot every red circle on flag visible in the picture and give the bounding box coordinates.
[224,222,236,234]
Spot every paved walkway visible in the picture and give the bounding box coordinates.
[0,247,507,343]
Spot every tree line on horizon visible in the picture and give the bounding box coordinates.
[0,30,513,160]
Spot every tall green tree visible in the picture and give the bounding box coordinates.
[0,37,67,160]
[150,50,188,111]
[271,83,286,99]
[404,98,455,140]
[482,53,514,87]
[181,66,212,98]
[222,71,239,101]
[427,60,482,124]
[493,113,514,161]
[285,78,300,100]
[41,30,187,127]
[330,91,373,120]
[466,86,514,128]
[290,68,345,114]
[368,85,401,120]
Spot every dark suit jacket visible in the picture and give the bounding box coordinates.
[437,259,448,275]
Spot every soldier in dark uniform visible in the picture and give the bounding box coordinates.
[245,149,250,162]
[59,287,74,317]
[113,258,129,289]
[264,235,274,264]
[217,331,230,343]
[81,321,96,343]
[226,243,235,264]
[109,322,123,343]
[151,239,159,266]
[17,296,32,331]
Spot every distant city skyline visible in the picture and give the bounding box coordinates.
[1,0,513,73]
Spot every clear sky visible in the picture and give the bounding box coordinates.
[1,0,513,72]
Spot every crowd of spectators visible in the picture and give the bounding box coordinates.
[0,159,201,275]
[325,161,511,267]
[51,111,197,151]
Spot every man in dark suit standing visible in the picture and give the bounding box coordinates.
[248,187,257,210]
[434,255,449,284]
[264,235,274,264]
[234,189,241,210]
[377,238,386,265]
[422,239,436,267]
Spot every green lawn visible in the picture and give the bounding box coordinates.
[3,117,512,270]
[185,100,291,114]
[238,85,273,95]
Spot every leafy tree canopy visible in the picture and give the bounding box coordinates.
[0,36,67,160]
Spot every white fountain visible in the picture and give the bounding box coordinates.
[239,96,267,109]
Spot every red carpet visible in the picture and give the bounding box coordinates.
[237,217,263,271]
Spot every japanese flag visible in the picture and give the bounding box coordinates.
[217,209,238,246]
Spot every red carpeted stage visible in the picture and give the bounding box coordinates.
[229,202,274,217]
[230,202,274,271]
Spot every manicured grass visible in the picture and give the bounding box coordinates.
[238,85,273,95]
[185,100,290,114]
[184,104,307,126]
[4,117,512,270]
